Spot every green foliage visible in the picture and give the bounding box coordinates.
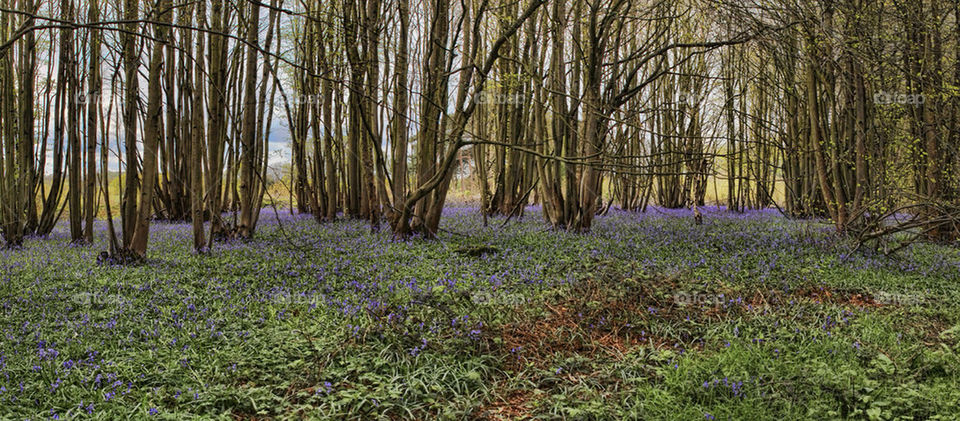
[1,208,959,419]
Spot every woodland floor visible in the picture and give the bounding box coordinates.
[2,206,960,419]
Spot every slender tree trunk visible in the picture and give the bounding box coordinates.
[84,0,101,243]
[390,0,410,221]
[238,0,262,238]
[121,0,140,246]
[191,0,207,251]
[130,0,172,257]
[60,0,82,243]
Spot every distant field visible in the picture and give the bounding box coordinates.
[1,206,959,419]
[50,170,781,220]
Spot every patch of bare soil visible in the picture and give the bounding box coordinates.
[475,389,534,420]
[495,276,690,369]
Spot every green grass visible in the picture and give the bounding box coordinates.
[1,206,959,419]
